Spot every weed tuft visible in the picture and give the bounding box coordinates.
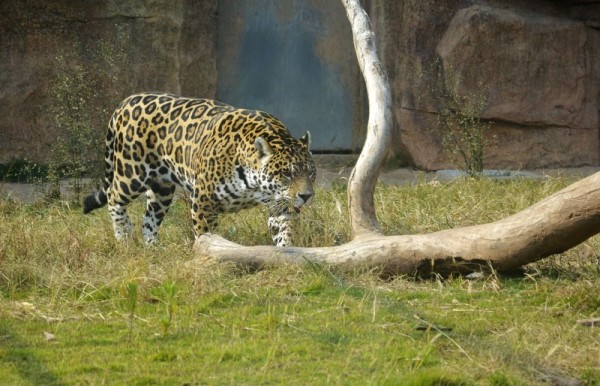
[426,59,492,178]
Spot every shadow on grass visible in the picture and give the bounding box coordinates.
[0,321,63,385]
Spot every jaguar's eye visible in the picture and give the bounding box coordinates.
[282,168,292,179]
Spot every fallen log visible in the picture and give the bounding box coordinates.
[193,171,600,276]
[193,0,600,276]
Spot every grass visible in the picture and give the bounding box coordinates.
[1,176,599,385]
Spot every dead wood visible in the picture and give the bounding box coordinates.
[193,171,600,276]
[342,0,392,237]
[192,0,600,277]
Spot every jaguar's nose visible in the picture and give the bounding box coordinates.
[298,193,313,204]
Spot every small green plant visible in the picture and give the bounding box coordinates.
[48,55,104,202]
[124,281,139,341]
[0,160,48,183]
[152,280,179,335]
[429,59,491,178]
[47,30,128,203]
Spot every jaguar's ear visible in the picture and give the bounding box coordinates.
[299,131,311,150]
[255,136,274,161]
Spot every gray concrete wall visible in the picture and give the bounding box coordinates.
[217,0,366,151]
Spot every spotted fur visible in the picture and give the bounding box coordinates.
[83,92,316,246]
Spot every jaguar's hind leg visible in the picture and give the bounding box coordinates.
[142,182,176,244]
[107,187,136,240]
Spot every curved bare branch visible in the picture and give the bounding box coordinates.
[193,172,600,276]
[342,0,392,237]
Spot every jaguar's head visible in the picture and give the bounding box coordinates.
[255,132,317,214]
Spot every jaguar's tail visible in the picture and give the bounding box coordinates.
[83,111,117,214]
[83,185,108,214]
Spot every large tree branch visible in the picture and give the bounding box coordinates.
[342,0,392,237]
[194,172,600,276]
[192,0,600,277]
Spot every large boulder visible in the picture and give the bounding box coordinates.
[438,5,589,128]
[379,0,600,170]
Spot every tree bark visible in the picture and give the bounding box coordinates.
[193,171,600,277]
[192,0,600,277]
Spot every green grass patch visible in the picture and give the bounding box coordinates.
[0,176,599,384]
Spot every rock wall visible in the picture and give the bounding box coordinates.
[376,0,600,169]
[1,0,599,170]
[0,0,217,164]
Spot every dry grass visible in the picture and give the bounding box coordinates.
[0,176,599,384]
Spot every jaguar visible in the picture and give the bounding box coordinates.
[83,92,316,246]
